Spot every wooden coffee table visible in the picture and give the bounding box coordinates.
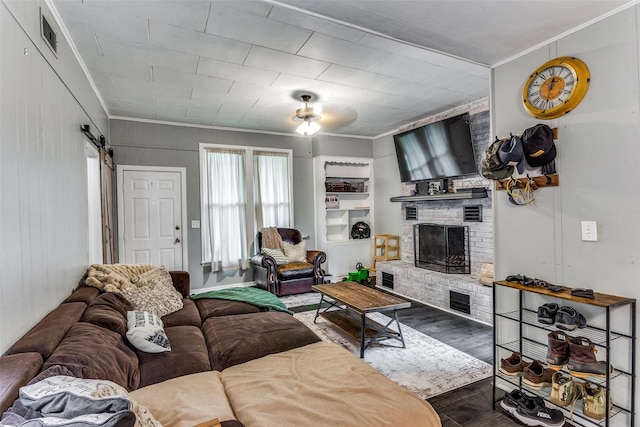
[311,281,411,358]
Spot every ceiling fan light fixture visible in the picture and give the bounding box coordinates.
[296,118,321,136]
[293,94,321,135]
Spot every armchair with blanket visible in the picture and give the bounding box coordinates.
[250,227,326,296]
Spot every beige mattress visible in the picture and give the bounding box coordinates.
[221,341,441,427]
[130,371,237,426]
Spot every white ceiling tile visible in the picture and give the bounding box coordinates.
[197,57,279,86]
[98,39,199,74]
[297,32,387,70]
[217,0,273,18]
[368,55,450,83]
[244,46,330,79]
[54,1,149,45]
[268,5,365,43]
[83,0,210,31]
[206,3,313,54]
[317,65,394,90]
[149,21,250,64]
[358,33,490,77]
[153,67,233,95]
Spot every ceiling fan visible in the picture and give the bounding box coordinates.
[293,94,322,136]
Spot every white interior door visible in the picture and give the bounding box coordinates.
[118,167,187,270]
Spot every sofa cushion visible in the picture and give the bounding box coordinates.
[221,342,441,427]
[261,247,288,264]
[161,299,201,327]
[126,311,171,353]
[130,371,237,427]
[6,302,87,359]
[44,323,140,391]
[0,353,43,413]
[277,262,314,280]
[282,240,306,262]
[81,293,132,336]
[63,286,100,304]
[136,326,211,388]
[195,298,262,320]
[202,312,320,371]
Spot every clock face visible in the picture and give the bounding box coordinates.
[522,57,590,119]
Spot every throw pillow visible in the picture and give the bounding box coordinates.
[18,375,160,426]
[122,266,183,318]
[261,247,288,264]
[282,240,307,263]
[126,311,171,353]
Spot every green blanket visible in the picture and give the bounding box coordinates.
[189,287,293,314]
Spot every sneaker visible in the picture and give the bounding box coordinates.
[549,371,578,408]
[538,303,559,325]
[499,352,530,377]
[514,396,566,427]
[500,389,529,415]
[555,306,587,331]
[523,360,556,389]
[580,383,611,420]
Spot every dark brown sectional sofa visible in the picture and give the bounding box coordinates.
[0,271,441,427]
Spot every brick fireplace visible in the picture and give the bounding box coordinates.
[376,102,494,325]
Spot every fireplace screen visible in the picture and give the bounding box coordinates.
[413,223,470,274]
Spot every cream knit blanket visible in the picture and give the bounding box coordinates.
[85,263,183,317]
[86,263,156,293]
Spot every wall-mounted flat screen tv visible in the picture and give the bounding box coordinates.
[393,113,477,183]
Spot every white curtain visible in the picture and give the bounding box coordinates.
[202,149,248,271]
[254,152,291,229]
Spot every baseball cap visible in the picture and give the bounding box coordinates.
[522,124,556,171]
[498,135,526,174]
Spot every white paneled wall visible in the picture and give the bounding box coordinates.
[0,1,108,353]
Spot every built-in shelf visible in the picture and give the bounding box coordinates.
[390,188,488,202]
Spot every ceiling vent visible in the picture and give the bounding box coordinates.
[41,10,57,55]
[405,206,418,221]
[463,205,482,222]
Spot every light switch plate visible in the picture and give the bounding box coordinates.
[581,221,597,241]
[191,220,200,229]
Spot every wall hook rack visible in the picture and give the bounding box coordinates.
[495,173,559,191]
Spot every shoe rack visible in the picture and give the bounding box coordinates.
[492,280,636,426]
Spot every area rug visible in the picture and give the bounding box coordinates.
[294,310,492,399]
[279,292,322,309]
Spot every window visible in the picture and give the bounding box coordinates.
[200,144,292,270]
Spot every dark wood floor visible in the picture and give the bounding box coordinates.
[395,300,521,426]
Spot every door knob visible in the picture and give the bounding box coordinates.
[175,238,181,244]
[175,225,180,230]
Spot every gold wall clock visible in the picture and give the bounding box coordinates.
[522,56,590,119]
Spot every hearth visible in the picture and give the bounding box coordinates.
[413,223,470,274]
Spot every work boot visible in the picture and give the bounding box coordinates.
[567,336,613,378]
[547,331,570,369]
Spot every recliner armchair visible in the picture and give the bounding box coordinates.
[250,228,326,296]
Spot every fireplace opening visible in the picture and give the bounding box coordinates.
[413,223,470,274]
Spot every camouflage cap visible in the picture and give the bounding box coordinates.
[481,137,514,180]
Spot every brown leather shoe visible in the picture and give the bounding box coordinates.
[499,352,530,377]
[523,360,556,389]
